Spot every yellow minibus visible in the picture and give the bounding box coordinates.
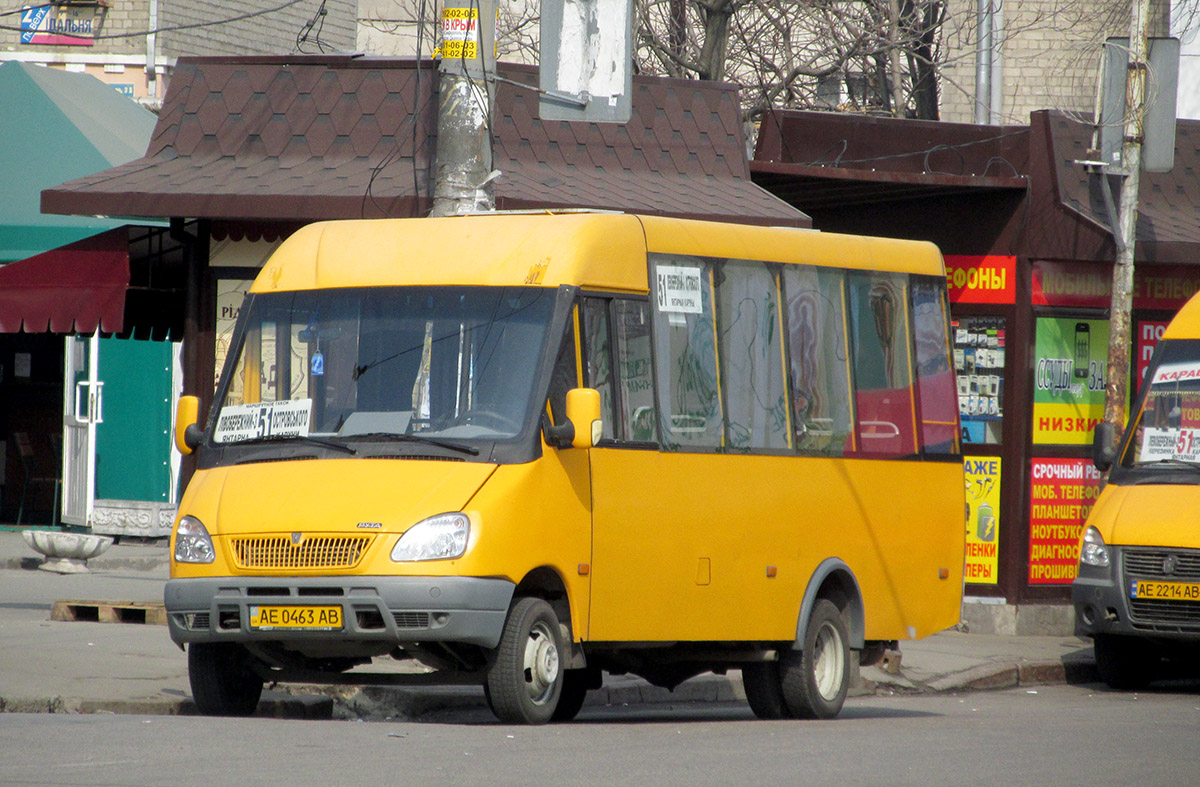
[1076,290,1200,688]
[166,213,965,723]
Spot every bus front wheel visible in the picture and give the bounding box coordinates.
[780,599,850,719]
[188,642,264,716]
[486,597,565,724]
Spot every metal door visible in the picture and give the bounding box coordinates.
[60,333,102,526]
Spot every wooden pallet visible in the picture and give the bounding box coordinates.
[50,600,168,626]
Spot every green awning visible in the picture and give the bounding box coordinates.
[0,61,156,262]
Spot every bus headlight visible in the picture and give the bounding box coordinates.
[391,513,470,561]
[174,515,215,564]
[1079,526,1110,568]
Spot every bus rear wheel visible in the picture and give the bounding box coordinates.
[486,597,565,724]
[188,642,264,716]
[780,599,850,719]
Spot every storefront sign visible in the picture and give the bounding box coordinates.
[945,255,1015,304]
[20,4,105,46]
[964,456,1000,584]
[1028,458,1102,584]
[1032,317,1114,444]
[1032,261,1200,309]
[1136,320,1169,393]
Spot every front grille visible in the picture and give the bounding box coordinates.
[1123,549,1200,580]
[230,535,372,569]
[1123,547,1200,628]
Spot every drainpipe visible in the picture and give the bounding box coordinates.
[974,0,993,124]
[146,0,158,100]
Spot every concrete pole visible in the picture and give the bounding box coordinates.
[430,0,498,217]
[1104,0,1151,435]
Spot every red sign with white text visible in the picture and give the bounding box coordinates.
[1028,458,1102,585]
[945,256,1016,304]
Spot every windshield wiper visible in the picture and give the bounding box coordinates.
[1136,458,1200,471]
[339,431,480,456]
[230,434,358,455]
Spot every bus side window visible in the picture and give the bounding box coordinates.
[582,298,616,441]
[910,277,960,455]
[717,260,789,451]
[847,272,918,457]
[613,300,655,442]
[651,256,723,450]
[782,266,854,456]
[548,320,578,426]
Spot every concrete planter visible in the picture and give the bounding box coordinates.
[22,530,114,574]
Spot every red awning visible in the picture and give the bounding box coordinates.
[0,228,129,333]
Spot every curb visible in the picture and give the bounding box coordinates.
[0,661,1097,720]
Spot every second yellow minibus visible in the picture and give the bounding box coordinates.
[1076,289,1200,688]
[167,212,965,723]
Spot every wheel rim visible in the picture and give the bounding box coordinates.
[522,620,561,705]
[812,621,845,701]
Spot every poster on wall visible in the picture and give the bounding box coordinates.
[1028,458,1102,584]
[1032,317,1115,445]
[964,456,1001,584]
[1136,320,1169,394]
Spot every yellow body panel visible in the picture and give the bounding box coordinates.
[1086,484,1200,550]
[588,449,963,642]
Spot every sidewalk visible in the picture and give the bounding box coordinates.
[0,528,1098,719]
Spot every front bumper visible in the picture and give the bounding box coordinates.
[1073,545,1200,641]
[164,575,515,649]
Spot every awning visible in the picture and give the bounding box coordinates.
[0,228,128,333]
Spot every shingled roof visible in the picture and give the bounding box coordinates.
[43,56,807,229]
[751,108,1200,264]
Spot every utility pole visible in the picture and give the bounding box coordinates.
[430,0,497,217]
[1103,0,1151,436]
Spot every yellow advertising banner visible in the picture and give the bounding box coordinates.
[963,456,1000,584]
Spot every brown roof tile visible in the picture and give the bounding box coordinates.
[44,56,806,227]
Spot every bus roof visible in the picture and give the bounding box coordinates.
[1164,290,1200,339]
[253,213,945,295]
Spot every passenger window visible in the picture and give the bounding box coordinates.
[718,260,790,450]
[613,300,655,442]
[548,323,578,425]
[783,266,854,456]
[910,278,960,455]
[582,299,616,441]
[652,256,722,450]
[848,272,917,457]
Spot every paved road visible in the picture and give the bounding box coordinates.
[2,683,1198,786]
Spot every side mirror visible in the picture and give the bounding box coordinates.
[545,388,603,449]
[565,388,602,449]
[175,395,203,455]
[1093,421,1118,472]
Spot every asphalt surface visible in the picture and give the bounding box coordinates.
[0,527,1100,719]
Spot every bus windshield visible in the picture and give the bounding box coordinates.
[1126,339,1200,469]
[213,286,557,446]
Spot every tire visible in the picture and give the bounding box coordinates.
[780,599,850,720]
[188,642,264,716]
[1094,634,1153,690]
[742,662,791,720]
[486,597,565,724]
[551,668,593,722]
